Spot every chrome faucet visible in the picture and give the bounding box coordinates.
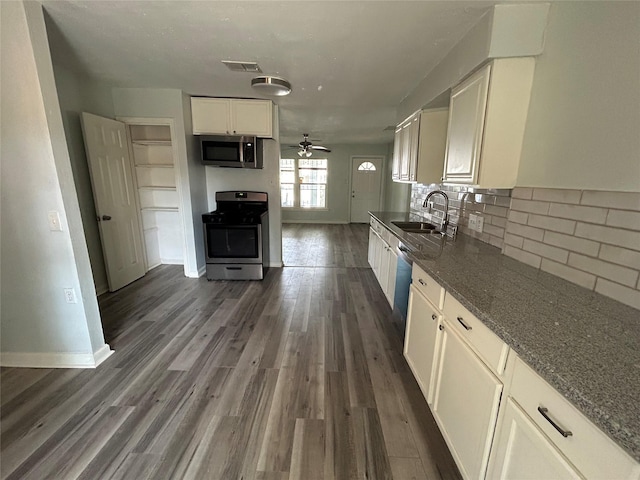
[423,190,449,231]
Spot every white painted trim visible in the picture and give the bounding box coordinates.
[281,220,349,224]
[160,258,184,265]
[197,265,207,277]
[1,344,114,369]
[268,261,284,268]
[93,344,115,367]
[95,283,109,296]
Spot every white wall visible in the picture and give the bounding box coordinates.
[517,1,640,192]
[52,64,115,294]
[0,1,109,366]
[398,3,549,121]
[280,144,390,224]
[112,88,207,277]
[206,139,283,267]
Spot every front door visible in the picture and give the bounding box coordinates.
[81,112,145,291]
[350,156,383,223]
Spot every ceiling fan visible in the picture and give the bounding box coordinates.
[289,133,331,157]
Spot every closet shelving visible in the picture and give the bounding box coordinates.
[129,124,184,269]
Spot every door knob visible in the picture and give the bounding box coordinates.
[102,215,112,221]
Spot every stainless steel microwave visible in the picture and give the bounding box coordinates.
[199,135,263,168]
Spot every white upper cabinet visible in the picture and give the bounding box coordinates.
[415,108,449,184]
[443,65,491,185]
[443,58,535,188]
[191,97,273,137]
[392,108,448,184]
[393,113,419,182]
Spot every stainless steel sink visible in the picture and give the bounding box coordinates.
[392,221,442,234]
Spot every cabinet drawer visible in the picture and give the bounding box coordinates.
[511,357,639,479]
[369,217,381,234]
[382,228,399,249]
[442,293,509,375]
[411,264,445,310]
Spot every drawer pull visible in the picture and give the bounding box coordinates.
[431,314,437,321]
[418,279,427,286]
[538,406,573,438]
[457,316,472,331]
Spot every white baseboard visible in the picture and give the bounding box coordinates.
[93,344,115,367]
[160,258,184,265]
[281,220,349,224]
[0,343,114,369]
[268,261,284,268]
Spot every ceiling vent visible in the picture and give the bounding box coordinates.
[222,61,262,73]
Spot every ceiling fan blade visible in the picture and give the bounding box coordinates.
[311,145,331,152]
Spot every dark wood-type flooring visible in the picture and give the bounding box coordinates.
[282,223,370,267]
[1,223,460,479]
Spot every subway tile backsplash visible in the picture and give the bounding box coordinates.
[505,187,640,309]
[409,184,511,249]
[410,184,640,310]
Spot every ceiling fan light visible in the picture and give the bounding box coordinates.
[298,149,305,157]
[251,75,292,96]
[305,150,313,157]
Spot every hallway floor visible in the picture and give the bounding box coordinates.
[1,224,459,480]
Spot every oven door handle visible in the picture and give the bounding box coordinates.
[225,267,242,270]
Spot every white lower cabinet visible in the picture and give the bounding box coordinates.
[432,319,503,480]
[404,285,441,404]
[486,397,582,480]
[401,266,639,480]
[368,220,398,308]
[493,357,640,480]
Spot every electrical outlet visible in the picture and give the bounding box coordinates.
[63,288,77,304]
[469,213,484,233]
[48,211,62,231]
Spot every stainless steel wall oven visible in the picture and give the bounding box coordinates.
[202,191,269,280]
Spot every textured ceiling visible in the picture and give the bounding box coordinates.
[42,1,496,145]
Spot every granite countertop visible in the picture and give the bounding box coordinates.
[370,211,640,463]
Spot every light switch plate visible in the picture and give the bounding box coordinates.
[48,211,62,231]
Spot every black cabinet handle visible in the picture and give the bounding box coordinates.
[439,324,444,331]
[418,279,426,286]
[538,406,573,437]
[225,267,242,271]
[431,314,437,321]
[457,316,472,331]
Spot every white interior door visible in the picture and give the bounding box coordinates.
[81,112,145,291]
[350,156,383,223]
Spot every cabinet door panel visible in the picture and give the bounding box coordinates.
[231,99,272,137]
[368,227,376,268]
[379,240,391,293]
[392,128,402,180]
[399,121,412,181]
[443,65,491,184]
[191,98,231,135]
[404,286,441,404]
[433,322,503,480]
[385,249,397,306]
[487,398,582,480]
